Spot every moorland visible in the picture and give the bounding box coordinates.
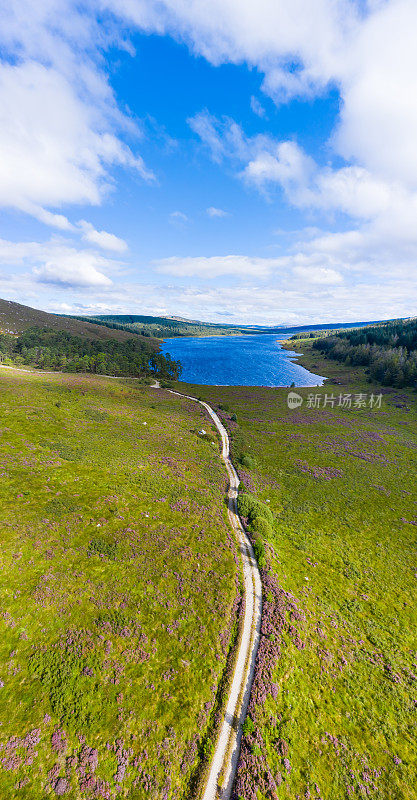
[0,368,237,799]
[0,301,416,800]
[177,337,417,800]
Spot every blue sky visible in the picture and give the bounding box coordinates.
[1,1,417,324]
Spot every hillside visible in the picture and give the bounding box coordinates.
[0,368,237,799]
[93,315,388,339]
[0,299,150,343]
[92,314,257,338]
[0,300,182,379]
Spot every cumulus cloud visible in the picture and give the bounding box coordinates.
[78,221,128,252]
[1,235,415,326]
[107,0,417,192]
[189,110,417,288]
[0,237,114,288]
[1,0,417,323]
[117,0,417,300]
[15,276,413,327]
[34,253,112,287]
[0,3,154,226]
[154,254,281,278]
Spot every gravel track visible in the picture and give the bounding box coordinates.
[153,384,262,800]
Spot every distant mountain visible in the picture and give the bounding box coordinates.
[261,319,392,335]
[0,300,400,343]
[92,313,394,338]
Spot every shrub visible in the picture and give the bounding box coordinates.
[88,537,118,560]
[237,492,256,518]
[242,715,255,737]
[240,454,257,470]
[253,538,266,568]
[237,493,273,526]
[252,517,273,538]
[30,637,102,730]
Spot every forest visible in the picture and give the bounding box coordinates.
[312,318,417,387]
[0,327,182,379]
[67,313,251,339]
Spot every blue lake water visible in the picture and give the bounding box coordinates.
[160,333,325,387]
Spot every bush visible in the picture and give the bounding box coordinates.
[237,492,256,518]
[88,537,118,560]
[252,517,273,538]
[240,454,257,470]
[237,493,273,526]
[242,715,255,737]
[253,538,266,568]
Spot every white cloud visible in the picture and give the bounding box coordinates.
[206,206,229,218]
[107,0,417,194]
[34,253,112,287]
[78,220,128,252]
[189,111,249,163]
[169,210,189,224]
[0,237,114,288]
[0,5,154,227]
[28,276,415,327]
[243,140,315,200]
[0,235,416,326]
[118,1,417,229]
[1,0,417,325]
[107,0,356,93]
[250,95,266,118]
[292,265,343,285]
[190,111,417,277]
[334,0,417,188]
[155,255,279,278]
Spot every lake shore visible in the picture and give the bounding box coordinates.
[160,332,326,387]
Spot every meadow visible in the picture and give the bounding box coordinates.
[178,342,417,799]
[0,369,237,799]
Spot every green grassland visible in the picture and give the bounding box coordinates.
[0,369,237,799]
[177,343,417,799]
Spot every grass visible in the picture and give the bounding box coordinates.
[177,345,417,799]
[0,369,237,799]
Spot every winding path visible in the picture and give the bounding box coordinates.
[152,383,262,800]
[0,365,262,798]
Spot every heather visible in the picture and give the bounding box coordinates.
[178,369,417,799]
[0,369,236,798]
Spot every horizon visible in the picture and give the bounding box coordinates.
[1,2,417,324]
[5,296,400,331]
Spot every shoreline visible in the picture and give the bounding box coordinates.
[160,332,326,388]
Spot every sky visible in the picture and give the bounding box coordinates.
[0,0,417,325]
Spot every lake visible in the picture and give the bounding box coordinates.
[160,333,325,387]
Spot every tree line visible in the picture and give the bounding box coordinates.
[313,318,417,388]
[0,327,182,379]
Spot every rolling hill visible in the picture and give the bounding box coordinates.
[0,299,147,343]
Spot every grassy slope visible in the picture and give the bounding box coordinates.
[177,347,417,799]
[0,370,236,799]
[0,299,154,344]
